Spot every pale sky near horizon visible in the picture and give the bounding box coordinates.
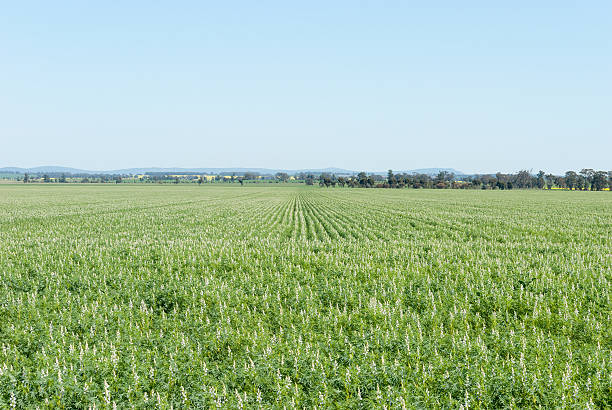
[1,1,610,174]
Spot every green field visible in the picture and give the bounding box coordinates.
[0,185,610,408]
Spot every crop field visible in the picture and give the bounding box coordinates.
[0,185,610,408]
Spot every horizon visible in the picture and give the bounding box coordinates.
[2,2,611,175]
[2,163,607,176]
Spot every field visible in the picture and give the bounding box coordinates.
[0,185,610,408]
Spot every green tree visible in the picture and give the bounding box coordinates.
[357,172,368,187]
[565,171,577,190]
[536,171,545,189]
[580,169,594,190]
[576,175,586,190]
[387,170,396,187]
[23,173,29,183]
[545,174,554,189]
[514,170,531,188]
[319,173,334,187]
[591,171,608,191]
[275,172,289,182]
[554,176,566,189]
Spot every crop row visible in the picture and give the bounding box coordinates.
[0,185,609,407]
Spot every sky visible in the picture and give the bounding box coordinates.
[1,1,610,174]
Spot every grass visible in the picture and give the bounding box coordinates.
[0,184,610,408]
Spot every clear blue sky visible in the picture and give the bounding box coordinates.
[1,1,610,174]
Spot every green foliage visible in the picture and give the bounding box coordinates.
[0,185,610,407]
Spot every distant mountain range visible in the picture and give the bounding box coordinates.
[0,166,465,176]
[387,168,464,176]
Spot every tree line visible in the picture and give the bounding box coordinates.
[314,169,612,191]
[14,168,612,190]
[22,173,124,183]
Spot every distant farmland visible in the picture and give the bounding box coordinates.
[0,185,610,407]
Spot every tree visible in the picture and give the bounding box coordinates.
[367,175,376,187]
[565,171,577,190]
[575,175,586,190]
[580,169,594,190]
[357,172,368,187]
[398,174,411,188]
[514,170,531,189]
[115,176,122,184]
[591,171,608,191]
[319,173,335,187]
[43,174,50,183]
[275,172,289,182]
[198,176,203,185]
[545,174,554,189]
[23,173,29,183]
[387,170,396,187]
[536,171,545,189]
[488,178,498,189]
[59,173,67,183]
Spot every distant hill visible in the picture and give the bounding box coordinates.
[1,166,91,174]
[393,168,465,176]
[0,166,464,176]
